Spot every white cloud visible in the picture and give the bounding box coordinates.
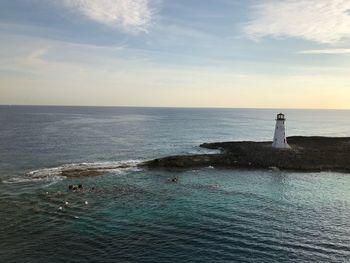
[299,48,350,54]
[243,0,350,44]
[61,0,156,33]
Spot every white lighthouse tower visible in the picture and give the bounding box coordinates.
[272,113,290,149]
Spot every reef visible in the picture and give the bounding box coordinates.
[143,136,350,173]
[61,169,103,177]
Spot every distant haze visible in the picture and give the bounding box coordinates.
[1,0,350,109]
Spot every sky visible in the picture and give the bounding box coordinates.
[1,0,350,109]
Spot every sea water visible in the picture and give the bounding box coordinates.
[0,106,349,262]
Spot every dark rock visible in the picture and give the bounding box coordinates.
[143,136,350,173]
[68,184,83,191]
[61,169,102,178]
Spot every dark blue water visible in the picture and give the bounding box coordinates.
[1,106,350,262]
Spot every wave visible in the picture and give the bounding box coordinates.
[3,160,143,184]
[3,175,65,184]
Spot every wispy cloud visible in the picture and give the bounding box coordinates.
[243,0,350,44]
[61,0,157,33]
[25,48,48,64]
[299,48,350,54]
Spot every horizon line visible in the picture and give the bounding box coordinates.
[0,104,349,111]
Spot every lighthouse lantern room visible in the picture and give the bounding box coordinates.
[272,113,290,149]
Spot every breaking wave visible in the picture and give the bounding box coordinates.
[3,160,143,184]
[3,175,65,184]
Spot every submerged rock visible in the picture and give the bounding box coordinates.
[143,136,350,173]
[61,169,103,177]
[68,184,84,191]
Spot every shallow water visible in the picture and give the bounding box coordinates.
[1,106,350,262]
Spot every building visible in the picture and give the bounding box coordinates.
[272,113,291,149]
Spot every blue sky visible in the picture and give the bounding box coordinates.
[1,0,350,108]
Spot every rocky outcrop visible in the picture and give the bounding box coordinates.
[143,136,350,173]
[61,169,103,177]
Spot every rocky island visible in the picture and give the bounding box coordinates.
[143,113,350,173]
[143,136,350,173]
[31,135,350,178]
[26,114,350,178]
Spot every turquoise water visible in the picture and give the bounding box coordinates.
[1,106,350,262]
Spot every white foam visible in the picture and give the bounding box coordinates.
[3,175,65,184]
[3,160,143,184]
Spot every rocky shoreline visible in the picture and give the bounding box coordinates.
[143,136,350,173]
[33,136,350,178]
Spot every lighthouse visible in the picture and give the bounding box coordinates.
[272,113,290,149]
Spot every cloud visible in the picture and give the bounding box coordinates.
[61,0,157,33]
[299,48,350,54]
[25,48,48,64]
[243,0,350,44]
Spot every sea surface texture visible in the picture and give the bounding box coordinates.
[1,106,350,263]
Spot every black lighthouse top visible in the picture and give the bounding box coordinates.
[276,113,286,120]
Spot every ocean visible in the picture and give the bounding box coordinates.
[0,106,350,262]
